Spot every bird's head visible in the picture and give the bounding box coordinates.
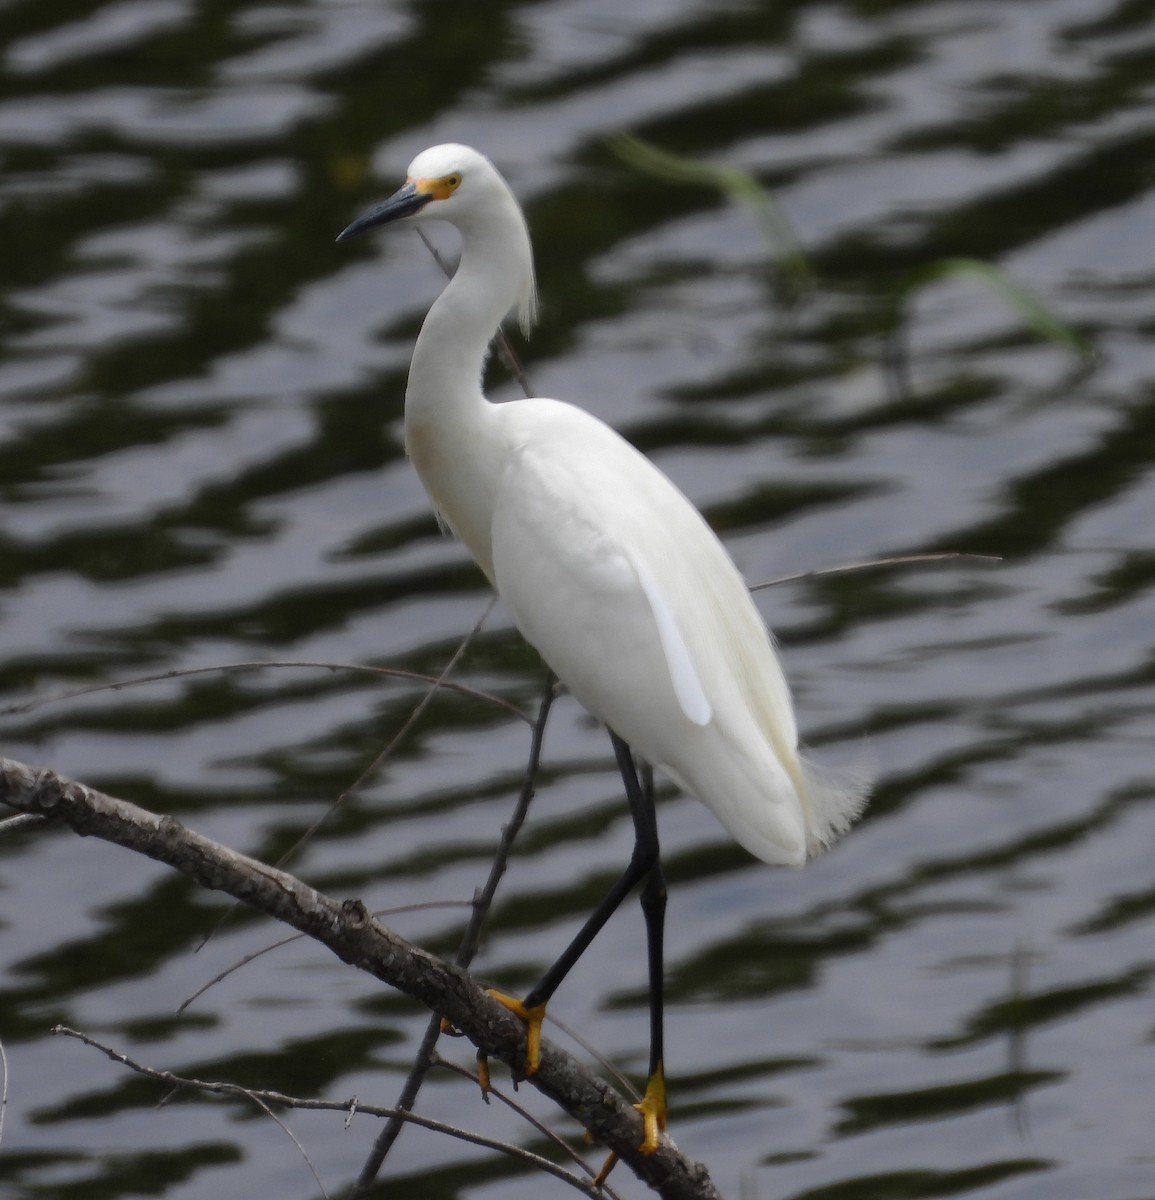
[336,144,505,241]
[336,143,538,332]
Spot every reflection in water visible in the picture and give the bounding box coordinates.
[2,1,1155,1198]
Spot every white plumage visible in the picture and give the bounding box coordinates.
[340,142,868,868]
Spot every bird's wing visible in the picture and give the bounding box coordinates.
[630,554,712,726]
[487,400,873,866]
[489,401,733,743]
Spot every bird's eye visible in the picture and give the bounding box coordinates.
[422,173,463,201]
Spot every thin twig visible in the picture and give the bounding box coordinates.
[0,812,48,836]
[179,901,474,1013]
[456,679,558,965]
[247,1089,331,1200]
[751,551,1001,591]
[280,599,499,864]
[432,1051,627,1200]
[196,600,498,952]
[349,1003,445,1196]
[543,1011,639,1102]
[51,1025,606,1197]
[351,680,557,1196]
[0,657,527,723]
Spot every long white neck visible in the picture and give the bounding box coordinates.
[403,193,536,578]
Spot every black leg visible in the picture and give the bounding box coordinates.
[638,763,667,1085]
[633,761,668,1155]
[491,730,670,1156]
[523,731,660,1011]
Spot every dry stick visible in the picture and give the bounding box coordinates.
[50,1026,604,1198]
[0,659,527,724]
[350,681,557,1198]
[196,600,498,952]
[0,758,718,1199]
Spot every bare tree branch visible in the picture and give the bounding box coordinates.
[1,756,721,1200]
[51,1026,603,1197]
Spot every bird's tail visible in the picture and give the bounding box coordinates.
[797,753,872,859]
[662,718,871,868]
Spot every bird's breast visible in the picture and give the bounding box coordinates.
[404,414,502,581]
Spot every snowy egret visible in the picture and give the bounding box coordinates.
[338,144,868,1154]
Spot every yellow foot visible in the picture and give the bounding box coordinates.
[593,1151,619,1189]
[593,1062,668,1186]
[486,988,547,1075]
[475,1049,493,1100]
[635,1062,668,1154]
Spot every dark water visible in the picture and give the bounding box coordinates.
[3,1,1155,1197]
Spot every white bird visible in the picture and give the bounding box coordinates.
[338,143,868,1157]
